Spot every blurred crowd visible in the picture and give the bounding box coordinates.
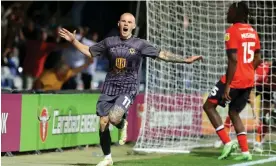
[1,2,108,91]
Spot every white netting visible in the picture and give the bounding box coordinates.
[134,0,276,156]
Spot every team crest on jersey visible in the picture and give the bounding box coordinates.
[224,33,230,41]
[115,58,126,69]
[129,48,136,54]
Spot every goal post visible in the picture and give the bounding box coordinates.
[134,0,276,156]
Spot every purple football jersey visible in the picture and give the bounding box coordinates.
[89,36,160,98]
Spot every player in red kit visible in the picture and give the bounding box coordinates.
[214,61,274,149]
[215,60,276,152]
[203,2,262,161]
[254,61,276,152]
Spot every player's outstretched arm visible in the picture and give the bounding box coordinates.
[157,51,202,64]
[58,28,91,58]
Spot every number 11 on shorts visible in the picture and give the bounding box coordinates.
[122,96,131,109]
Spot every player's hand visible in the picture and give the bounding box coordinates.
[223,85,231,101]
[58,28,76,43]
[186,55,203,63]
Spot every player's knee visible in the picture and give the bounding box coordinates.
[228,110,238,117]
[109,113,122,125]
[100,116,109,132]
[109,105,124,125]
[228,111,232,117]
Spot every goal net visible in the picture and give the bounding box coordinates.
[134,0,276,156]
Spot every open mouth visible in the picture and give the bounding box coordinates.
[123,27,128,32]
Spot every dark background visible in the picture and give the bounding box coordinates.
[2,1,147,40]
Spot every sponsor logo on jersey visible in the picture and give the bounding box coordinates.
[224,33,230,41]
[38,108,51,142]
[115,58,126,69]
[129,48,136,54]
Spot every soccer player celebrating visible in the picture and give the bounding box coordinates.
[59,13,202,166]
[203,2,262,161]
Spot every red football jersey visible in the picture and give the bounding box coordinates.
[221,23,261,88]
[255,62,271,86]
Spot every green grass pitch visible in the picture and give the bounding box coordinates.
[2,145,275,166]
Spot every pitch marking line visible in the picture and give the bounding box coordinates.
[229,157,276,166]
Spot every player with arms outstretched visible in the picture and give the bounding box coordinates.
[59,13,202,166]
[203,2,262,161]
